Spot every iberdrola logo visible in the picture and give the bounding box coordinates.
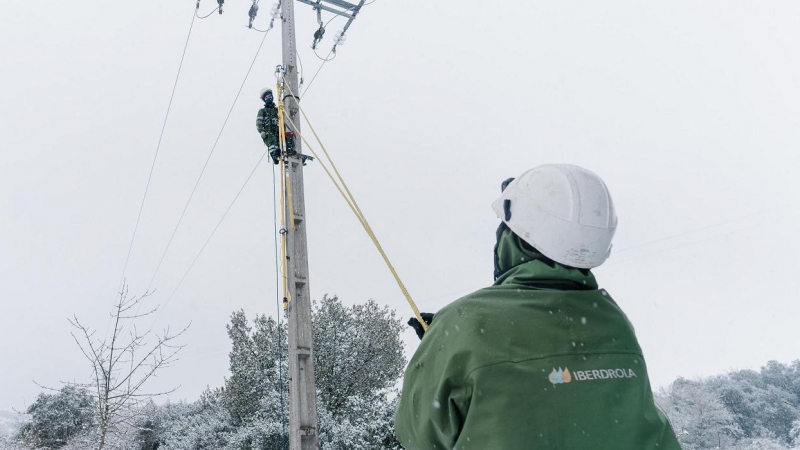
[548,367,572,386]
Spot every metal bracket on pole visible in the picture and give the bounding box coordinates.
[296,0,358,18]
[295,0,367,54]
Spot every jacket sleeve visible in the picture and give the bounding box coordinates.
[256,109,265,134]
[394,316,471,449]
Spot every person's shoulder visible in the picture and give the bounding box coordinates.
[434,287,499,325]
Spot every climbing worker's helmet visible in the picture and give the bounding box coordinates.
[491,164,617,269]
[259,88,274,103]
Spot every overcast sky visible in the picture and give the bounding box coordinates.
[2,0,800,412]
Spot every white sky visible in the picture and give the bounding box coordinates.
[1,0,799,412]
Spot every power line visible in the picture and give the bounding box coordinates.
[271,164,288,449]
[302,49,335,98]
[152,148,271,325]
[196,6,220,19]
[614,206,784,254]
[145,26,274,293]
[116,4,197,295]
[606,208,797,267]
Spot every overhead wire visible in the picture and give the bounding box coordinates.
[196,6,220,19]
[144,24,274,293]
[270,164,288,449]
[605,207,797,267]
[116,3,197,296]
[302,49,334,98]
[151,148,271,326]
[613,206,783,254]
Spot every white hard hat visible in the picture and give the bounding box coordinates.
[259,88,273,99]
[491,164,617,269]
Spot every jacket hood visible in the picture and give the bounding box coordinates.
[493,224,598,290]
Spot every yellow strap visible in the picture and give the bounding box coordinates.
[280,81,427,331]
[277,83,291,308]
[279,157,290,308]
[277,83,295,231]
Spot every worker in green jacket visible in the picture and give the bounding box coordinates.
[256,88,281,164]
[396,164,681,450]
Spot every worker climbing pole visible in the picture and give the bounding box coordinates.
[257,0,426,448]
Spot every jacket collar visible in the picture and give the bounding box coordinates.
[493,225,598,290]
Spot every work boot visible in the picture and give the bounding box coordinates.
[269,146,280,164]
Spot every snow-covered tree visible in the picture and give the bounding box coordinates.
[658,378,741,449]
[729,437,789,450]
[317,394,402,450]
[790,419,800,447]
[17,385,95,449]
[224,311,285,427]
[711,366,799,443]
[658,361,800,449]
[0,435,26,450]
[139,389,232,450]
[223,295,406,448]
[312,295,405,418]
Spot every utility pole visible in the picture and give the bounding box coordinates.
[280,0,319,448]
[277,1,367,448]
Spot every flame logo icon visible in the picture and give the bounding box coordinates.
[548,367,572,386]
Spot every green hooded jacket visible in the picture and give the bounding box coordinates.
[394,227,681,449]
[256,103,279,147]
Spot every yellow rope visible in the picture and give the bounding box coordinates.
[277,82,291,309]
[277,83,296,231]
[280,81,427,331]
[279,158,290,309]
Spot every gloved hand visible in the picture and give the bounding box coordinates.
[408,312,434,340]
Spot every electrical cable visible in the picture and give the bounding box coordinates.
[144,26,274,293]
[196,6,220,18]
[115,4,197,296]
[613,206,783,254]
[271,164,288,450]
[302,49,334,98]
[151,148,271,326]
[296,50,305,92]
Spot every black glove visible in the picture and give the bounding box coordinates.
[408,313,434,340]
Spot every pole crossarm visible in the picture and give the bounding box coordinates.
[336,0,366,37]
[296,0,358,18]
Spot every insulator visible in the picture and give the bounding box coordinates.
[333,30,347,46]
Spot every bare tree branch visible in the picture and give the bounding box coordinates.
[65,283,188,449]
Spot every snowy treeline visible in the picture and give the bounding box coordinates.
[9,295,405,450]
[9,293,800,450]
[657,360,800,449]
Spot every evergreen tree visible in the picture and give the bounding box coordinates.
[312,295,405,418]
[17,386,95,449]
[658,378,741,449]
